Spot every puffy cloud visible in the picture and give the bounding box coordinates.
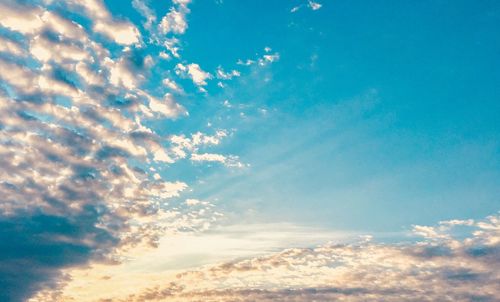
[175,63,212,86]
[147,93,186,118]
[67,0,140,45]
[0,1,230,300]
[93,20,141,45]
[160,8,188,35]
[159,0,191,35]
[0,2,44,34]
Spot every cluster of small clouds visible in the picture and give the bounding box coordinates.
[37,214,499,301]
[131,0,241,91]
[166,130,243,167]
[291,1,323,13]
[0,0,241,300]
[237,47,280,67]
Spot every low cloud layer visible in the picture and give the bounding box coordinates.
[36,214,499,301]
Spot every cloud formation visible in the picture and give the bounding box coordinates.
[0,0,235,300]
[46,213,498,302]
[175,63,212,87]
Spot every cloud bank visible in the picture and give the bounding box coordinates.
[43,214,498,301]
[0,0,235,300]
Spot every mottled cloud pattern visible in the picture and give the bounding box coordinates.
[0,0,231,301]
[1,1,499,302]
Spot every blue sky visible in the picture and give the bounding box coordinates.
[0,0,499,301]
[141,0,500,230]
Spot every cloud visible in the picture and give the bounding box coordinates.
[46,213,498,301]
[65,0,141,45]
[0,0,232,300]
[160,8,188,35]
[162,78,183,93]
[168,130,244,167]
[191,153,244,168]
[175,63,212,86]
[158,0,191,35]
[237,49,280,67]
[216,67,241,80]
[132,0,157,30]
[146,92,186,118]
[290,1,322,13]
[308,1,322,11]
[0,211,116,302]
[32,213,500,301]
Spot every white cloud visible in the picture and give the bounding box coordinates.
[191,153,244,168]
[147,92,186,118]
[185,198,201,206]
[308,1,322,10]
[237,50,280,67]
[40,213,500,301]
[262,53,280,63]
[0,36,25,56]
[175,63,212,86]
[159,8,188,35]
[0,2,44,34]
[162,78,183,93]
[94,19,141,45]
[216,67,241,80]
[68,0,141,45]
[164,38,181,58]
[132,0,156,30]
[158,0,191,35]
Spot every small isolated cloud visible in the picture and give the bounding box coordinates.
[191,153,244,168]
[308,0,322,10]
[290,1,322,13]
[175,63,212,86]
[262,53,280,64]
[237,48,280,67]
[216,66,241,80]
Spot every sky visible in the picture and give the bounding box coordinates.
[0,0,499,301]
